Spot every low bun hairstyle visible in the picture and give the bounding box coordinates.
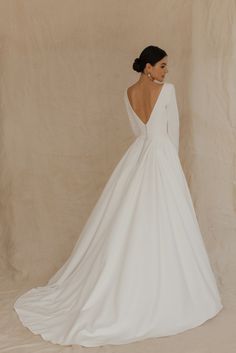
[132,45,167,73]
[132,57,143,73]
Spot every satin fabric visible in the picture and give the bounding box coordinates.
[14,82,223,347]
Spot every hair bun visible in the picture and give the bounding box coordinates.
[132,57,142,72]
[131,45,167,74]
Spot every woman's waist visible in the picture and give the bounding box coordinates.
[136,131,169,143]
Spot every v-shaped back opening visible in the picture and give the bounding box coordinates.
[125,83,166,126]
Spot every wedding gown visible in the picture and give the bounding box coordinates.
[14,82,223,347]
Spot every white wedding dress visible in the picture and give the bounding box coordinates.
[14,82,223,347]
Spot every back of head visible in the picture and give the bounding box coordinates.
[132,45,167,73]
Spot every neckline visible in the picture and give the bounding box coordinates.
[125,82,166,127]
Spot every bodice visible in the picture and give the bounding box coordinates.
[124,82,180,153]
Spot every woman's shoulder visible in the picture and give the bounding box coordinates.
[165,82,174,89]
[126,82,140,95]
[165,82,176,96]
[126,81,175,98]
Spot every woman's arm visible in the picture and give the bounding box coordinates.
[167,84,179,153]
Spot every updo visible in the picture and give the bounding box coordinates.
[132,45,167,73]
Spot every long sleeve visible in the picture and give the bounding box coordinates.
[167,84,179,153]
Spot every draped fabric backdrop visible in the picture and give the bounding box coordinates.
[0,0,235,352]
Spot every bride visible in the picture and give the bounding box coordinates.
[14,45,223,347]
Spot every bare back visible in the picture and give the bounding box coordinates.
[127,83,164,125]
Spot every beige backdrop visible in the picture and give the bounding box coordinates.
[0,0,235,352]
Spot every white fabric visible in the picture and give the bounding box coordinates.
[13,82,223,347]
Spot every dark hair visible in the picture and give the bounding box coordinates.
[132,45,167,73]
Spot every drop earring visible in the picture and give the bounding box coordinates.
[153,78,164,84]
[147,72,164,85]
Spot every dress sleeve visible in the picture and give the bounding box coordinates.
[167,84,179,153]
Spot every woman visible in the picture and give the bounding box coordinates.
[14,45,223,347]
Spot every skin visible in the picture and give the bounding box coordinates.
[127,56,169,124]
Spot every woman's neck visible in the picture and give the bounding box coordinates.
[138,72,164,86]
